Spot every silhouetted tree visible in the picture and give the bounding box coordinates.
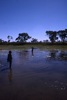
[39,41,42,43]
[43,40,48,43]
[16,33,31,43]
[46,40,49,43]
[7,35,13,42]
[31,38,38,43]
[46,31,58,43]
[0,39,4,43]
[15,36,21,42]
[64,29,67,41]
[57,30,67,43]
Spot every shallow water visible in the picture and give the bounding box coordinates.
[0,49,67,100]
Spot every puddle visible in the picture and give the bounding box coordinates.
[0,49,67,100]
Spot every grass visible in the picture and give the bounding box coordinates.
[0,44,67,50]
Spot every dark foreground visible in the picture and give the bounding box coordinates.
[0,49,67,100]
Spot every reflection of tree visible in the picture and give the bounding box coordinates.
[59,51,64,58]
[48,50,67,61]
[58,51,67,60]
[49,50,58,59]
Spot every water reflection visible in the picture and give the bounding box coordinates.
[17,50,29,59]
[8,68,12,82]
[0,67,9,72]
[0,49,67,100]
[47,50,67,61]
[59,51,67,60]
[48,50,58,59]
[31,51,34,56]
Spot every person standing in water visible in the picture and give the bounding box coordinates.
[7,51,12,69]
[31,47,34,56]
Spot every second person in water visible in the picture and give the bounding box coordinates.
[7,51,12,69]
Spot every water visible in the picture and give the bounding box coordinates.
[0,49,67,100]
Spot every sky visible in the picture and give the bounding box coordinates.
[0,0,67,42]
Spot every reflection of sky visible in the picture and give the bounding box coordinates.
[0,49,67,66]
[0,49,67,99]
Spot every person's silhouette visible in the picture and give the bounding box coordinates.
[7,51,12,69]
[31,47,34,56]
[31,47,34,52]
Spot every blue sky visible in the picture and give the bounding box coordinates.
[0,0,67,41]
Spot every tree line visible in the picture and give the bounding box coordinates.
[0,29,67,44]
[0,33,38,43]
[46,29,67,43]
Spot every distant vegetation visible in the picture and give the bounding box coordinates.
[0,29,67,45]
[46,29,67,43]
